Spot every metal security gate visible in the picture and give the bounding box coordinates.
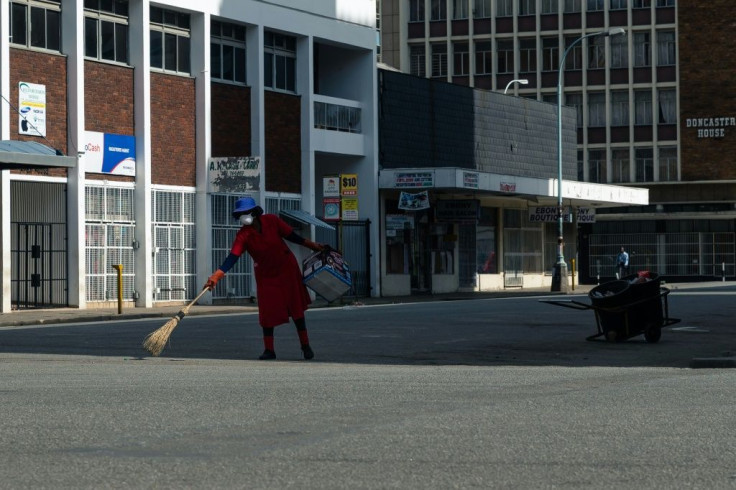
[11,181,68,309]
[210,194,254,299]
[316,220,371,297]
[11,222,68,309]
[152,190,196,302]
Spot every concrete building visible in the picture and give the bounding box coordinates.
[0,0,378,311]
[377,0,736,284]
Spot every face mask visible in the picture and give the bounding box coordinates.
[239,214,254,226]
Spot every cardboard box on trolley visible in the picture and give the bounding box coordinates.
[302,249,352,302]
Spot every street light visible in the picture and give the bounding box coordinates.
[504,78,529,94]
[551,27,626,292]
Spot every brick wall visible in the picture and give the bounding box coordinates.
[678,0,736,181]
[150,73,196,186]
[211,83,251,157]
[9,48,68,178]
[84,60,135,183]
[265,91,301,193]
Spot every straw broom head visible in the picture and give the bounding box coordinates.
[142,288,210,356]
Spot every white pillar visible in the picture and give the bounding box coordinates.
[0,0,11,312]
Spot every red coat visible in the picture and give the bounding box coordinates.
[230,214,311,327]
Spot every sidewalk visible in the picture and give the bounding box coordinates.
[0,281,730,329]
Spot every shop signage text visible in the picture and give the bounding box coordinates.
[436,200,479,222]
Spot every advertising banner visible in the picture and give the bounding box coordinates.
[323,198,341,221]
[398,191,430,211]
[83,131,136,176]
[18,82,46,137]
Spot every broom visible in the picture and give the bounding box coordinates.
[142,287,211,356]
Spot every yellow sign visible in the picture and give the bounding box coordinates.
[340,174,358,196]
[341,197,359,221]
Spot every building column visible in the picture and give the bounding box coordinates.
[0,0,11,312]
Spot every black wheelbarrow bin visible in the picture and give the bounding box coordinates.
[541,284,680,343]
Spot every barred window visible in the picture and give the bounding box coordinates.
[150,6,191,74]
[410,44,426,77]
[264,31,296,92]
[475,41,492,75]
[10,0,61,51]
[431,43,447,78]
[84,0,128,64]
[211,20,246,84]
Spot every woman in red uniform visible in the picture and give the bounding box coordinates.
[205,196,326,360]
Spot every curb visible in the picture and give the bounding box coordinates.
[689,357,736,369]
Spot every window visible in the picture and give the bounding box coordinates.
[633,0,651,7]
[497,0,513,17]
[410,45,426,76]
[497,40,514,74]
[588,36,605,69]
[211,20,246,84]
[453,0,469,19]
[610,0,628,9]
[634,32,651,67]
[657,31,676,66]
[476,207,498,273]
[577,150,584,181]
[610,34,628,69]
[84,0,128,63]
[475,42,492,75]
[453,42,469,76]
[519,39,536,73]
[150,6,191,74]
[430,0,447,21]
[542,0,558,14]
[612,148,630,183]
[634,90,653,125]
[564,36,583,70]
[519,0,536,15]
[587,0,604,10]
[542,38,559,72]
[10,0,61,51]
[656,0,674,6]
[431,43,448,78]
[566,93,583,128]
[610,91,629,127]
[409,0,425,22]
[658,147,677,181]
[635,148,654,182]
[657,89,676,124]
[588,149,606,183]
[588,92,606,127]
[264,31,296,92]
[565,0,582,11]
[475,0,492,18]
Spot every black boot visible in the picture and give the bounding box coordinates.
[301,344,314,360]
[258,349,276,360]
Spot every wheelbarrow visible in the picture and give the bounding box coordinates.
[542,279,680,342]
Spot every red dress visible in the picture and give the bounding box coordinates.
[230,214,311,328]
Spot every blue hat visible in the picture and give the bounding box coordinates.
[233,197,259,218]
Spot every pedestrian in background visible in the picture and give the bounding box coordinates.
[616,246,630,279]
[205,196,327,360]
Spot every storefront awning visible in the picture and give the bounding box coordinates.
[379,167,649,208]
[0,141,76,170]
[280,209,335,231]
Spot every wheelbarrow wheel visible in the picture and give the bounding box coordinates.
[644,325,662,343]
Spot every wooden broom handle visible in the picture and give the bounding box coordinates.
[180,288,210,316]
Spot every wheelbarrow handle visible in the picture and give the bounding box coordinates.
[539,299,593,310]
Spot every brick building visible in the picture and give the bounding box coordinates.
[0,0,378,310]
[377,0,735,284]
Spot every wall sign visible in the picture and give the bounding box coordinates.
[208,156,260,193]
[394,171,434,188]
[83,131,136,176]
[435,200,478,222]
[685,116,736,139]
[18,82,46,137]
[528,206,573,223]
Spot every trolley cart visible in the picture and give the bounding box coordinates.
[542,284,680,343]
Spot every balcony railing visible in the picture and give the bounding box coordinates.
[314,98,362,133]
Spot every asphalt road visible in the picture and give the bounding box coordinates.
[1,288,735,489]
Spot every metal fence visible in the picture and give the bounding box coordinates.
[589,232,736,279]
[210,193,255,299]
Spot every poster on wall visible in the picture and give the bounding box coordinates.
[398,191,430,211]
[341,197,359,221]
[18,82,46,137]
[208,156,260,193]
[323,198,340,221]
[323,176,340,197]
[83,131,136,176]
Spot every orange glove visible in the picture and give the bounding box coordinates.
[304,239,325,252]
[205,269,226,290]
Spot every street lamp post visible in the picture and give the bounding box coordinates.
[551,28,626,292]
[504,78,529,94]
